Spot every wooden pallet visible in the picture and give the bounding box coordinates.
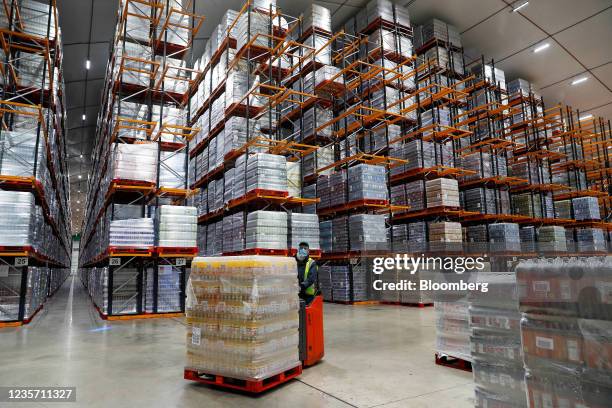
[184,365,302,393]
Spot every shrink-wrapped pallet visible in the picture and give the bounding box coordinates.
[436,300,472,362]
[572,196,600,221]
[348,214,387,251]
[112,142,158,183]
[300,3,331,32]
[186,256,300,380]
[245,211,287,250]
[245,153,288,194]
[109,218,154,248]
[289,213,320,251]
[426,178,459,207]
[347,164,388,202]
[156,206,197,248]
[0,191,37,247]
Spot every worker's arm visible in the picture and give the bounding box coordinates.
[301,261,318,290]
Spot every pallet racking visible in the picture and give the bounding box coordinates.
[0,0,71,327]
[78,0,203,319]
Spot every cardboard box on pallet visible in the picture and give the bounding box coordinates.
[461,152,508,180]
[512,192,555,219]
[556,199,572,219]
[420,46,464,75]
[466,224,488,244]
[145,265,183,313]
[390,184,407,208]
[293,106,333,142]
[303,146,334,177]
[391,224,409,252]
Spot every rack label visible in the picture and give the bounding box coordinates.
[176,258,186,266]
[109,258,121,266]
[14,258,28,267]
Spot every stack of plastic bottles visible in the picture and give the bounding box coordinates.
[469,272,527,408]
[516,257,612,408]
[186,256,300,380]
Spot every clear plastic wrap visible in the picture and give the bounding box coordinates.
[186,256,300,380]
[435,300,472,362]
[516,257,612,408]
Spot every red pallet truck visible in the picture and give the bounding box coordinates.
[299,294,325,367]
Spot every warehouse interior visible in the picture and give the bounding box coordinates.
[0,0,611,407]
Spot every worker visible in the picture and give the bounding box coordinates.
[296,241,317,304]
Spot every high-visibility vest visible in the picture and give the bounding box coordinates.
[304,258,316,296]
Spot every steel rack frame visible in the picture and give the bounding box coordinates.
[79,0,205,319]
[0,0,70,327]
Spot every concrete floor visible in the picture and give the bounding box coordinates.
[0,276,474,408]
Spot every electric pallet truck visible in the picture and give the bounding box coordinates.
[299,292,325,367]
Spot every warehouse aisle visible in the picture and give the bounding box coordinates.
[0,278,473,408]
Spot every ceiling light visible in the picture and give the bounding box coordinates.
[77,200,81,204]
[85,59,91,70]
[77,190,81,193]
[80,154,83,158]
[76,209,80,212]
[78,175,82,179]
[571,77,588,85]
[533,43,550,53]
[579,114,593,121]
[82,114,86,121]
[512,1,529,12]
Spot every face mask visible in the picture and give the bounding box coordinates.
[297,248,308,261]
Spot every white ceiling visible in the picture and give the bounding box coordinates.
[56,0,612,227]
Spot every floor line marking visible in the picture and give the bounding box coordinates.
[295,378,359,408]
